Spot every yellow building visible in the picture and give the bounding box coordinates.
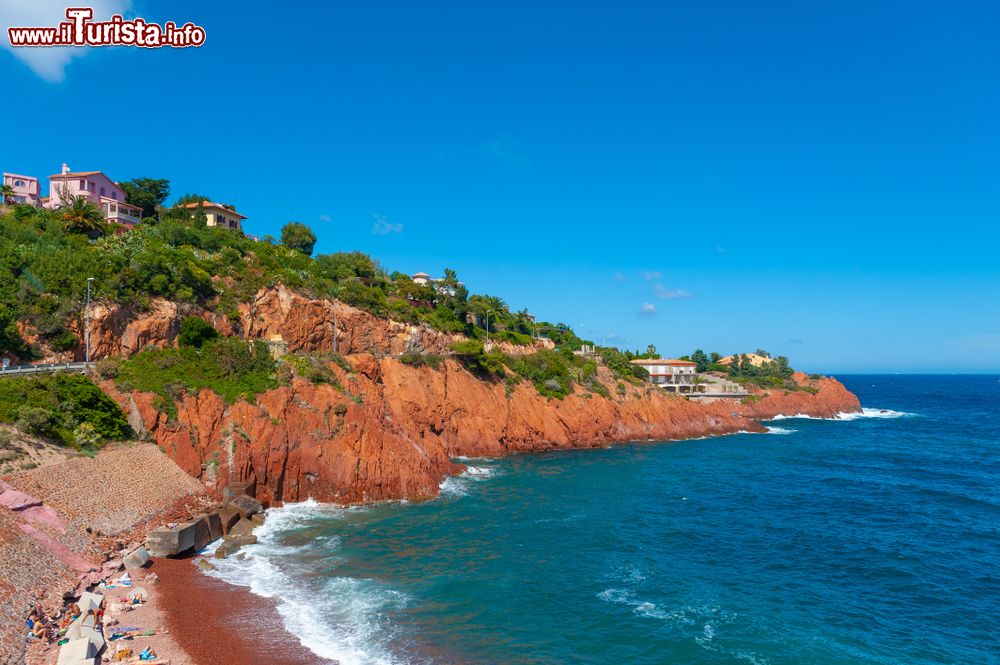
[718,353,774,368]
[181,201,247,231]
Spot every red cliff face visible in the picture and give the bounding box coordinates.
[105,361,861,507]
[76,285,550,362]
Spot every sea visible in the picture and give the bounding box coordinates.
[204,375,1000,665]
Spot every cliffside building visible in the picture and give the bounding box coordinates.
[630,358,701,393]
[2,173,41,205]
[180,201,246,231]
[45,163,143,227]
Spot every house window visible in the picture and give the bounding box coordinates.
[14,180,24,187]
[80,179,86,189]
[112,192,117,200]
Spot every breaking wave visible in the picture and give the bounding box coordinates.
[200,500,408,665]
[438,463,499,497]
[770,407,915,421]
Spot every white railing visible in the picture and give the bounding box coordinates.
[0,362,89,376]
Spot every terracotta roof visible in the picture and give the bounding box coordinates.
[180,201,247,219]
[50,171,104,178]
[411,272,431,278]
[630,358,697,366]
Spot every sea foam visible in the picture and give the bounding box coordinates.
[201,499,407,665]
[769,407,915,421]
[438,464,499,497]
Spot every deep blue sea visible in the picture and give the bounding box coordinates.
[207,375,1000,664]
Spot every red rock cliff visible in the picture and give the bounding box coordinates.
[105,362,861,506]
[76,285,549,362]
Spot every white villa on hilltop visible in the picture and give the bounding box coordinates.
[411,272,462,297]
[630,358,700,393]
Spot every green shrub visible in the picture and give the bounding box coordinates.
[48,329,79,352]
[327,353,353,373]
[281,353,344,387]
[117,337,277,406]
[177,316,220,348]
[0,374,130,447]
[586,378,610,398]
[94,357,123,380]
[493,330,533,346]
[73,422,100,448]
[305,363,336,385]
[600,346,649,382]
[16,407,56,437]
[505,349,574,398]
[450,340,505,378]
[399,351,443,369]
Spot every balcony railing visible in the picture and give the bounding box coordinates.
[102,198,143,224]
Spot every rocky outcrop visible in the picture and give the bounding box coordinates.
[108,359,861,507]
[80,285,549,361]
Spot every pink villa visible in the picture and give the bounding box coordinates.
[44,163,143,227]
[2,173,41,205]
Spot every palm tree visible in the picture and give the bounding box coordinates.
[482,295,509,316]
[59,193,107,236]
[0,184,14,205]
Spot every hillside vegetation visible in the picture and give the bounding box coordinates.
[0,373,131,449]
[0,204,589,360]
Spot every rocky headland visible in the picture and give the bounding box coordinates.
[1,285,862,665]
[106,358,860,508]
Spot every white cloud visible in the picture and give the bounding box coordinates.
[612,272,627,283]
[653,283,691,300]
[319,214,332,222]
[638,303,657,317]
[641,270,662,281]
[0,0,133,82]
[371,214,403,235]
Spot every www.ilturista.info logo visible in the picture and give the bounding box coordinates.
[7,7,205,48]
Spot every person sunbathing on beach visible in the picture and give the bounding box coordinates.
[26,612,48,640]
[139,646,158,661]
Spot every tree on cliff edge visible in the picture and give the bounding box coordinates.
[121,178,171,220]
[281,222,317,256]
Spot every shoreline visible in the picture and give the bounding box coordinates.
[7,382,861,665]
[163,407,873,665]
[151,556,333,665]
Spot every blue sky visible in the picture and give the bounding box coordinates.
[2,0,998,372]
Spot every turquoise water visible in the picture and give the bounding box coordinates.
[208,376,1000,664]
